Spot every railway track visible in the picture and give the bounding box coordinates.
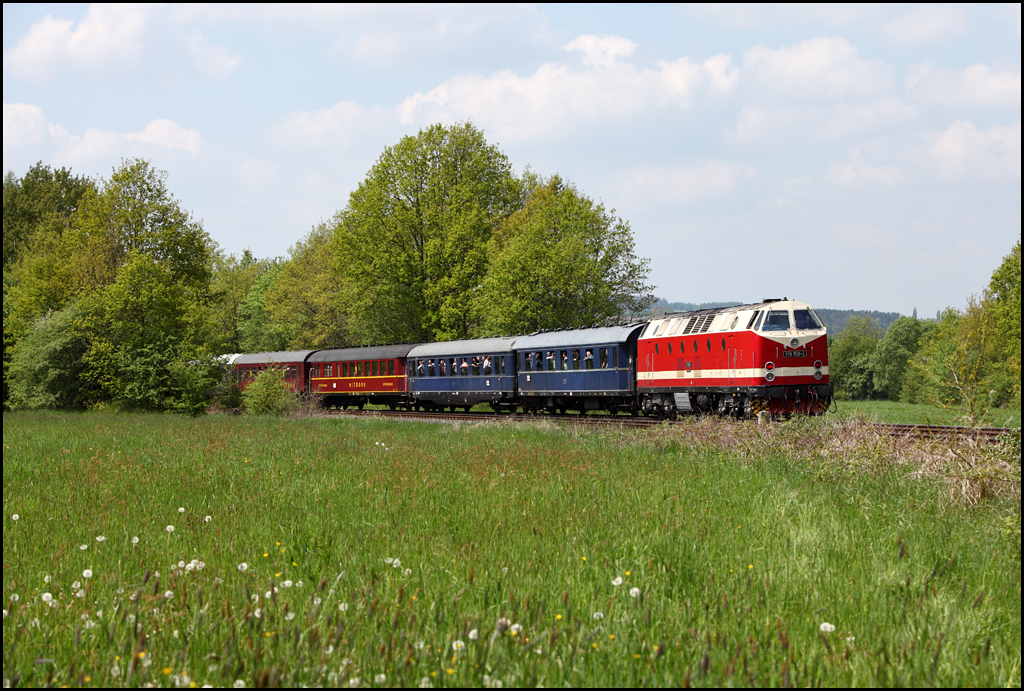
[324,409,1019,440]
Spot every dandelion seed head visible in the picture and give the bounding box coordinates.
[131,536,139,545]
[846,636,856,643]
[265,591,273,600]
[404,568,412,577]
[374,674,387,684]
[41,592,53,602]
[612,577,623,587]
[282,580,292,588]
[82,569,93,579]
[11,514,18,521]
[629,587,641,599]
[820,622,836,633]
[238,563,248,572]
[76,589,85,598]
[339,602,348,612]
[233,681,246,688]
[80,544,88,550]
[284,612,295,621]
[592,611,604,620]
[9,594,19,602]
[495,617,510,633]
[254,608,262,618]
[295,580,303,588]
[178,560,185,569]
[166,525,174,533]
[164,590,174,599]
[43,575,51,583]
[348,678,359,688]
[178,507,185,513]
[204,516,212,523]
[95,535,106,542]
[313,597,322,605]
[72,580,81,590]
[468,628,479,641]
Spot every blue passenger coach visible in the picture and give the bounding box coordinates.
[514,324,646,414]
[407,337,518,411]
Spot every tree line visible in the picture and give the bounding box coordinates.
[2,122,655,413]
[828,241,1021,425]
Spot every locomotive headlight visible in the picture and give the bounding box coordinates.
[790,338,799,347]
[814,370,823,380]
[765,372,776,382]
[765,362,775,372]
[814,360,822,370]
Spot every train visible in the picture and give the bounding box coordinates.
[230,298,832,418]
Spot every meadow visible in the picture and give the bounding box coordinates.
[833,399,1021,428]
[2,411,1020,688]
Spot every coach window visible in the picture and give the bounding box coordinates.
[585,349,594,369]
[447,358,455,376]
[472,357,481,376]
[388,360,395,376]
[599,348,608,369]
[572,349,580,369]
[523,353,531,372]
[425,359,433,377]
[482,356,492,375]
[613,348,619,368]
[379,360,386,375]
[371,360,378,376]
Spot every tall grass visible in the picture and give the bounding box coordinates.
[2,412,1020,687]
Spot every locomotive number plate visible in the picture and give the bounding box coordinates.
[783,350,807,358]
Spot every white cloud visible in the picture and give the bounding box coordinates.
[824,158,901,187]
[396,37,739,141]
[613,163,757,203]
[929,120,1021,179]
[272,101,390,149]
[237,159,276,187]
[3,102,66,147]
[907,63,1021,108]
[564,34,637,68]
[744,37,894,99]
[734,97,914,142]
[4,4,148,81]
[880,5,966,46]
[127,120,206,156]
[187,31,242,79]
[776,197,807,215]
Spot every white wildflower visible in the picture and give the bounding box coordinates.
[468,628,479,641]
[509,623,522,635]
[284,612,295,621]
[593,611,604,620]
[282,580,292,588]
[72,580,81,590]
[173,629,180,638]
[131,536,139,545]
[82,569,93,579]
[374,674,386,684]
[295,580,303,588]
[178,507,185,513]
[204,516,212,523]
[41,593,53,603]
[238,563,248,572]
[233,681,246,689]
[96,535,106,542]
[254,608,263,618]
[339,602,348,612]
[164,590,174,599]
[76,589,85,598]
[820,622,835,633]
[846,636,856,644]
[612,577,623,587]
[9,594,19,602]
[629,587,641,599]
[11,514,18,521]
[166,525,174,533]
[313,597,322,606]
[80,544,88,550]
[452,640,465,651]
[348,678,359,688]
[418,676,432,688]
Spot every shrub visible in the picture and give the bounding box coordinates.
[241,366,298,415]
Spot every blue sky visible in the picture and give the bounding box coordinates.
[4,4,1020,317]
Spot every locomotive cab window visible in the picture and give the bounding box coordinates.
[761,310,791,331]
[706,339,711,352]
[793,309,821,330]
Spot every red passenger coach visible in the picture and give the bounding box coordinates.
[232,350,316,392]
[636,299,832,417]
[307,344,420,409]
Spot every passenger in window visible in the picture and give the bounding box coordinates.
[585,349,594,369]
[417,360,425,376]
[483,356,492,374]
[561,351,568,370]
[572,349,580,369]
[599,348,608,369]
[439,359,446,376]
[461,358,469,374]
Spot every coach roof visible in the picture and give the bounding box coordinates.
[233,350,316,365]
[309,343,421,363]
[513,324,647,350]
[408,336,518,358]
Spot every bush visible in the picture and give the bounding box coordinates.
[241,367,299,415]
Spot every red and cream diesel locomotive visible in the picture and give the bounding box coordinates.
[635,298,831,417]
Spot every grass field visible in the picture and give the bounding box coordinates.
[3,412,1020,687]
[833,400,1022,428]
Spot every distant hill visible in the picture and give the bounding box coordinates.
[813,309,903,334]
[650,298,904,333]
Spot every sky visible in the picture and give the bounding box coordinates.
[3,4,1020,317]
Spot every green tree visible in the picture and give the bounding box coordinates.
[987,241,1021,404]
[7,302,96,410]
[266,223,351,348]
[907,299,998,425]
[3,162,94,268]
[871,316,923,400]
[242,367,299,415]
[330,121,526,343]
[478,176,654,334]
[828,316,882,400]
[236,261,293,353]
